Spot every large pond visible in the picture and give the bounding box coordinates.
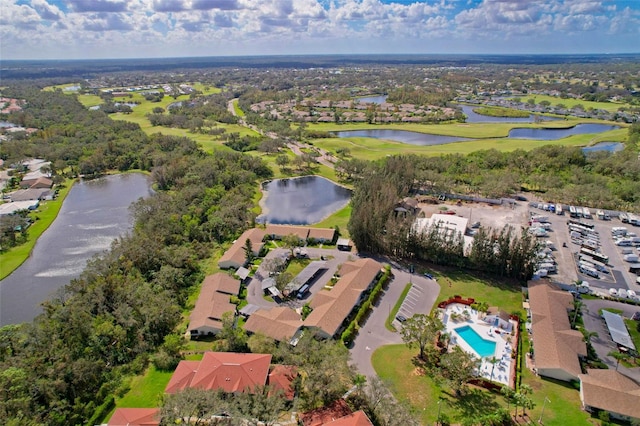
[335,129,470,146]
[336,123,618,145]
[508,123,619,139]
[0,173,153,325]
[457,104,562,124]
[582,142,624,153]
[356,95,388,104]
[257,176,351,225]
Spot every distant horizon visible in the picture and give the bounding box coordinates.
[2,0,639,61]
[3,52,640,63]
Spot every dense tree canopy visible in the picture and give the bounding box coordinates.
[0,86,272,425]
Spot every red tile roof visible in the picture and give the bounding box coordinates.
[300,399,353,426]
[165,352,271,394]
[267,364,297,400]
[325,411,374,426]
[108,408,160,426]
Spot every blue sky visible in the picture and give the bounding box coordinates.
[1,0,639,59]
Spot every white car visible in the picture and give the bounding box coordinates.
[637,276,640,285]
[609,288,618,297]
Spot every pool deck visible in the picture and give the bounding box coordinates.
[442,303,516,387]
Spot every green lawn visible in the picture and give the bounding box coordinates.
[427,267,524,315]
[514,94,635,113]
[0,179,74,280]
[116,365,173,408]
[312,204,351,236]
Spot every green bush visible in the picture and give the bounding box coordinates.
[85,395,115,426]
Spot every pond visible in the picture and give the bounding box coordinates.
[257,176,351,225]
[0,173,153,325]
[356,95,388,104]
[582,142,624,153]
[457,104,562,124]
[335,123,619,146]
[334,129,470,146]
[508,124,619,140]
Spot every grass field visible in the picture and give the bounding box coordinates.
[116,365,173,408]
[515,94,635,113]
[0,179,74,280]
[312,204,351,236]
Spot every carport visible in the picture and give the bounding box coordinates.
[602,310,636,350]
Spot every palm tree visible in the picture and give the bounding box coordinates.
[488,356,499,382]
[571,299,584,328]
[608,350,626,371]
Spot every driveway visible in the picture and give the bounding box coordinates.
[582,299,640,382]
[349,265,441,378]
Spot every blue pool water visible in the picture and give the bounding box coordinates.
[455,325,496,358]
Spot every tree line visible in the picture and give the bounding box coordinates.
[347,156,539,281]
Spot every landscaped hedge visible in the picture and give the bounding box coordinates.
[341,266,391,344]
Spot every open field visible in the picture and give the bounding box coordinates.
[0,179,74,280]
[516,94,636,112]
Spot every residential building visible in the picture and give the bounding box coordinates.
[218,228,265,270]
[244,306,304,343]
[165,352,296,400]
[579,369,640,422]
[528,280,586,382]
[107,408,159,426]
[304,258,382,339]
[188,273,240,337]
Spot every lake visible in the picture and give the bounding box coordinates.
[582,142,624,153]
[257,176,351,225]
[0,173,153,325]
[508,124,619,139]
[336,123,618,146]
[335,129,470,146]
[356,95,388,104]
[457,104,562,124]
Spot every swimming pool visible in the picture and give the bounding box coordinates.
[455,325,496,358]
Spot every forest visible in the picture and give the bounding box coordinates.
[0,88,272,425]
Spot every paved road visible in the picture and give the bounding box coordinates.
[246,247,357,309]
[582,299,640,382]
[349,265,441,378]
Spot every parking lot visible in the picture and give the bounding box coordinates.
[392,275,438,328]
[528,203,640,297]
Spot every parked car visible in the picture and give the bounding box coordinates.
[396,314,407,323]
[424,272,434,280]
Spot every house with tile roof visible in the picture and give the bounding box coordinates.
[301,399,374,426]
[264,224,336,244]
[188,273,240,337]
[324,411,374,426]
[528,280,587,382]
[107,408,159,426]
[579,369,640,421]
[218,228,265,270]
[304,258,382,339]
[165,352,296,400]
[244,306,304,343]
